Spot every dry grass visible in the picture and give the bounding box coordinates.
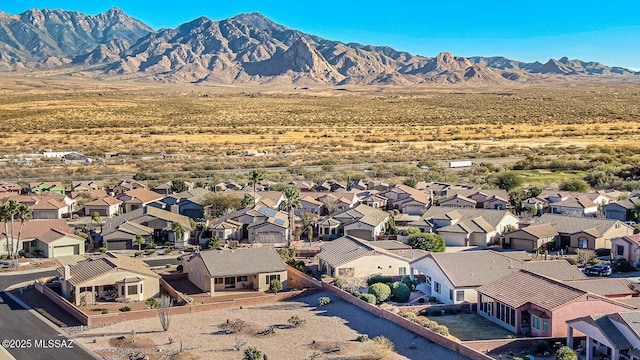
[1,74,639,180]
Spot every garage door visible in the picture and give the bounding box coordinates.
[510,238,534,252]
[53,245,78,257]
[106,239,132,250]
[346,229,373,241]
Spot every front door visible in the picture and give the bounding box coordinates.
[224,277,236,289]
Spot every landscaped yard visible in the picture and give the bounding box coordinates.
[426,313,513,341]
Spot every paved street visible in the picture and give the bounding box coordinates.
[0,270,99,360]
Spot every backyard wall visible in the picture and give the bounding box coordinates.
[34,281,89,325]
[465,337,583,356]
[321,282,493,360]
[286,264,323,289]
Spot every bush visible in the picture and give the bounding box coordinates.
[418,298,425,303]
[555,346,578,360]
[318,297,331,307]
[390,282,411,303]
[269,279,283,294]
[613,258,636,272]
[119,306,131,312]
[145,249,155,255]
[134,251,141,257]
[165,264,171,268]
[428,296,437,303]
[367,275,393,286]
[146,297,160,309]
[176,264,183,273]
[164,248,172,254]
[359,293,377,304]
[101,309,109,314]
[565,257,577,265]
[332,275,348,290]
[320,274,331,279]
[99,247,107,254]
[356,334,369,342]
[401,276,419,291]
[287,315,306,328]
[368,283,391,304]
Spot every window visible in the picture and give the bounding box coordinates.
[542,319,548,333]
[617,245,624,257]
[449,289,454,301]
[578,237,588,249]
[496,302,516,326]
[434,282,441,294]
[456,290,465,302]
[127,284,138,295]
[266,274,281,285]
[480,294,493,316]
[225,277,236,289]
[399,267,406,276]
[237,276,248,282]
[532,316,541,330]
[214,278,223,284]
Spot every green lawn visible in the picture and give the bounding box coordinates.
[513,169,588,187]
[427,313,514,341]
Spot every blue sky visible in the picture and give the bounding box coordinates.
[2,1,639,69]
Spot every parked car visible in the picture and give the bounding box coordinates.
[583,264,612,276]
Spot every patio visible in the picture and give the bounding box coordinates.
[426,313,513,341]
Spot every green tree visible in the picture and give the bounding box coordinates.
[12,203,31,258]
[207,237,221,249]
[493,172,523,192]
[269,279,283,294]
[407,232,446,252]
[368,283,391,304]
[526,186,542,198]
[243,347,263,360]
[171,179,188,193]
[277,184,301,245]
[135,235,146,251]
[555,346,577,360]
[390,282,411,303]
[202,193,243,217]
[1,200,21,259]
[384,216,398,236]
[248,170,264,206]
[402,177,417,188]
[560,179,590,192]
[240,193,253,207]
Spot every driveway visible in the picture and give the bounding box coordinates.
[0,270,99,360]
[293,292,470,360]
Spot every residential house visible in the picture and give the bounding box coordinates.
[208,219,243,244]
[297,192,359,216]
[71,181,105,193]
[288,181,315,192]
[0,181,22,195]
[117,188,165,213]
[317,235,427,278]
[10,194,76,219]
[534,214,635,253]
[549,196,598,217]
[566,311,640,360]
[0,219,85,257]
[358,191,388,210]
[413,207,520,247]
[409,250,587,305]
[503,224,559,252]
[315,180,347,192]
[58,252,160,305]
[299,195,324,215]
[604,198,640,222]
[477,270,635,337]
[101,206,192,250]
[110,179,147,195]
[152,180,195,195]
[208,205,289,245]
[521,197,549,214]
[351,179,390,192]
[318,204,389,241]
[378,184,431,215]
[438,194,477,208]
[84,197,123,217]
[611,235,640,265]
[30,182,65,195]
[183,247,287,296]
[253,191,285,210]
[442,189,510,210]
[161,188,214,219]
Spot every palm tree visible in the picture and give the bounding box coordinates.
[0,200,11,255]
[1,200,19,259]
[135,235,146,251]
[171,222,184,244]
[13,203,31,257]
[281,185,301,246]
[91,212,103,233]
[248,170,264,206]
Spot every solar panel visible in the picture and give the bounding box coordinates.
[258,206,278,218]
[274,218,285,226]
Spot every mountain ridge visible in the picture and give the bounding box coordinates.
[0,8,638,84]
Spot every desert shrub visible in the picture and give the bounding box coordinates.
[369,336,395,360]
[99,247,107,253]
[176,264,183,272]
[390,282,411,303]
[101,309,109,314]
[219,318,246,334]
[269,279,282,294]
[332,275,348,290]
[119,306,131,312]
[145,249,155,255]
[318,297,331,307]
[288,315,306,328]
[146,297,160,309]
[367,275,392,286]
[164,248,172,254]
[613,258,636,272]
[428,296,437,303]
[356,334,369,342]
[588,258,601,266]
[356,293,376,304]
[134,251,141,257]
[320,274,331,279]
[399,311,449,335]
[368,283,391,304]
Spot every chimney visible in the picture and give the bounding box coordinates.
[63,264,71,279]
[170,205,179,214]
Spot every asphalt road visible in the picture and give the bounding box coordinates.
[0,270,98,360]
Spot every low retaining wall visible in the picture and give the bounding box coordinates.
[322,283,493,360]
[34,281,89,325]
[286,265,323,289]
[159,278,190,305]
[465,337,577,355]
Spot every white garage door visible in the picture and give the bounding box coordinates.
[53,245,77,257]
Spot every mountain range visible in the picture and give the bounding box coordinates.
[0,7,638,85]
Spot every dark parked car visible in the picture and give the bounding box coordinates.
[583,264,612,276]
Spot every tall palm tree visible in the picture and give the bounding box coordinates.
[0,200,10,255]
[248,170,264,206]
[135,235,146,251]
[13,203,31,256]
[281,185,301,246]
[91,212,103,233]
[1,200,19,259]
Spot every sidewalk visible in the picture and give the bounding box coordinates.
[0,266,59,276]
